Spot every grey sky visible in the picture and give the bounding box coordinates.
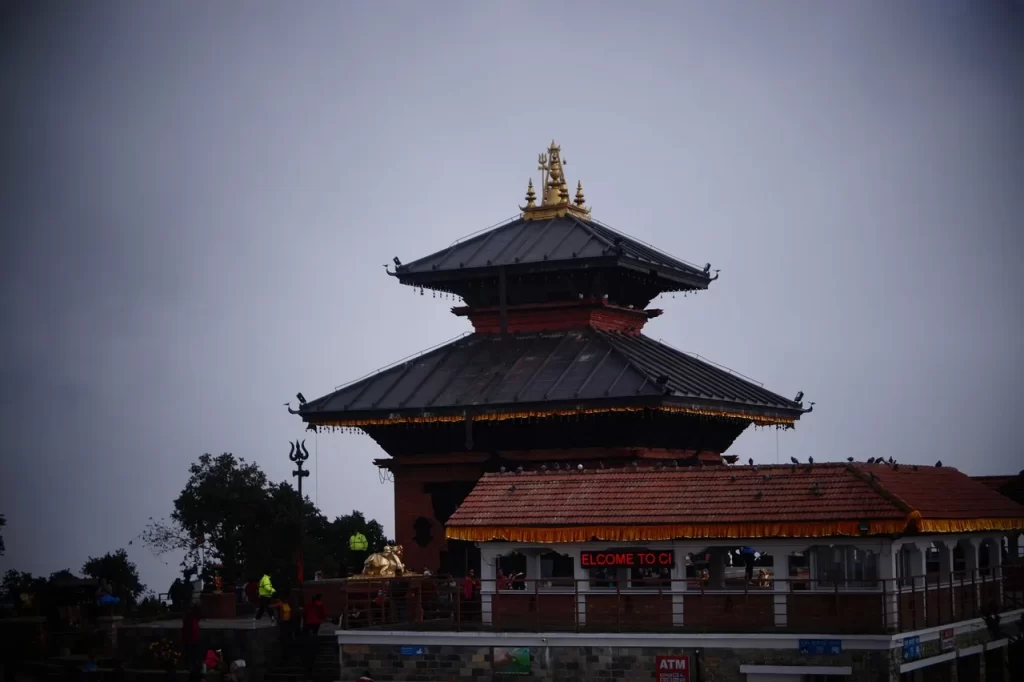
[1,1,1022,595]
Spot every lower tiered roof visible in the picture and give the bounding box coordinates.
[297,328,806,428]
[445,462,1024,543]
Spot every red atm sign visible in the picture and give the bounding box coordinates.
[655,655,690,682]
[580,550,675,568]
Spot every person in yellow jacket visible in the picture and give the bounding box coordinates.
[255,573,276,622]
[349,532,368,575]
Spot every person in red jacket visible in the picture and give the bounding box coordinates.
[305,594,327,637]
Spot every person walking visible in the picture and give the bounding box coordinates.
[254,573,276,622]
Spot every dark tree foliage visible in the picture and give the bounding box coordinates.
[142,452,387,593]
[81,549,146,605]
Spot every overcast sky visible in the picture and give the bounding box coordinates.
[1,1,1022,594]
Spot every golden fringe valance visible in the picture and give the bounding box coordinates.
[445,519,906,543]
[310,404,796,429]
[916,518,1024,533]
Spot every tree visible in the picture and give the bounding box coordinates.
[81,549,145,605]
[142,452,388,592]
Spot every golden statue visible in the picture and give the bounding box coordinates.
[361,544,407,577]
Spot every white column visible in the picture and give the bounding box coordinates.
[879,543,899,630]
[909,542,929,590]
[480,546,497,626]
[572,548,588,628]
[671,545,687,627]
[773,552,791,628]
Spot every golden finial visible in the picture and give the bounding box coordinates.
[521,141,592,221]
[522,179,537,209]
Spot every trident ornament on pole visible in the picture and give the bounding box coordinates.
[289,440,311,585]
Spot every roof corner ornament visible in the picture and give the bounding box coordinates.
[703,263,721,281]
[285,401,301,415]
[521,141,591,222]
[801,401,815,414]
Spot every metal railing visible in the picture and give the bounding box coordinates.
[304,565,1024,636]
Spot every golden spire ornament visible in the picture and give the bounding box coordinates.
[520,141,591,221]
[521,179,537,210]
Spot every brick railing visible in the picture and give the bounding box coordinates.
[295,565,1023,635]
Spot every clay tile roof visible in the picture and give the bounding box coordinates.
[855,464,1024,519]
[446,463,1024,542]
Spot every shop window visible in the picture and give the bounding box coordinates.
[497,553,527,590]
[540,552,574,588]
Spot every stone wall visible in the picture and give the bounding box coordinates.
[340,643,889,682]
[118,624,280,682]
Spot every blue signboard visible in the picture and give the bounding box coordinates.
[798,639,842,656]
[902,636,921,662]
[400,646,424,656]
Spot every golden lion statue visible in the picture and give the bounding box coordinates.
[361,544,406,577]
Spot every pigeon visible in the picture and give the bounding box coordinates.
[790,456,799,464]
[935,460,943,468]
[847,457,854,462]
[540,464,548,472]
[516,466,523,474]
[808,456,814,465]
[867,457,875,464]
[577,464,583,471]
[500,465,506,473]
[748,457,754,466]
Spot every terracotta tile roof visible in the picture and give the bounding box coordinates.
[972,475,1024,506]
[446,463,1024,540]
[854,464,1024,519]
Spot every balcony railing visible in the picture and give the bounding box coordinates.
[300,564,1024,636]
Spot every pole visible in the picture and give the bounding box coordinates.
[290,441,311,587]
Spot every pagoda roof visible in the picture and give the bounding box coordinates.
[445,463,1024,543]
[297,327,805,428]
[392,214,714,291]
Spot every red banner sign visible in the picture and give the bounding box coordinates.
[580,550,675,568]
[655,655,690,682]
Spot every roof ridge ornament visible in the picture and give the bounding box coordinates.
[521,141,592,221]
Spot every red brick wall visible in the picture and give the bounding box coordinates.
[492,593,578,630]
[788,593,883,633]
[392,464,484,573]
[586,593,673,629]
[683,594,774,630]
[459,301,651,335]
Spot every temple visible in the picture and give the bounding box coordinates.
[294,141,811,574]
[294,144,1024,682]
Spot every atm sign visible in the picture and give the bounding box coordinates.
[580,550,675,568]
[655,655,690,682]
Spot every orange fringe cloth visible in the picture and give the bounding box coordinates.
[446,516,1024,543]
[311,404,796,428]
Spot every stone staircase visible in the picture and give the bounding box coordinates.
[263,635,338,682]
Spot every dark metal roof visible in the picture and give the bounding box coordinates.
[393,215,712,288]
[299,328,804,424]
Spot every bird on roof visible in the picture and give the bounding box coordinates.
[540,464,548,472]
[935,460,943,468]
[748,457,754,466]
[516,466,523,474]
[598,462,605,469]
[847,457,854,462]
[499,465,506,473]
[577,464,583,471]
[808,456,814,465]
[888,456,895,465]
[867,457,876,464]
[507,485,516,493]
[790,456,798,464]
